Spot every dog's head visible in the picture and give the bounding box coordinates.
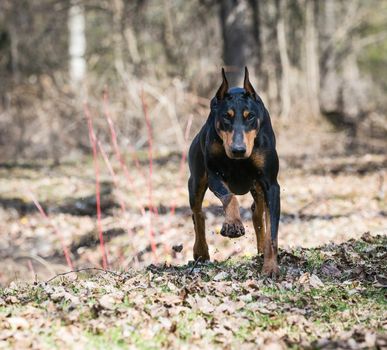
[212,67,263,159]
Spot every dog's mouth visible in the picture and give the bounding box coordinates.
[229,153,248,160]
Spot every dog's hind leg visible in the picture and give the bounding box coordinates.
[261,181,280,276]
[189,175,209,261]
[251,184,266,254]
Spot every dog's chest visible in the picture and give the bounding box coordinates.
[222,162,256,195]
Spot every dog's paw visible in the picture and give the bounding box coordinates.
[220,219,245,238]
[262,261,279,278]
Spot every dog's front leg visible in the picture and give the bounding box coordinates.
[262,181,280,276]
[208,173,245,238]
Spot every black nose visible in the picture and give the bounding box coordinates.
[231,144,246,156]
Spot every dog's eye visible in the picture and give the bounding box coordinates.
[222,115,231,122]
[247,113,255,121]
[220,115,232,128]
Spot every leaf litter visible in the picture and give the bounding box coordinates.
[0,232,385,349]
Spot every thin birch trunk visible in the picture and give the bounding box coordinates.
[68,1,86,90]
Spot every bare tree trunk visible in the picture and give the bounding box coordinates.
[319,0,339,113]
[7,2,25,84]
[249,0,263,78]
[276,0,291,118]
[9,20,19,83]
[260,2,280,113]
[219,0,250,86]
[129,0,148,75]
[112,0,128,80]
[161,0,185,75]
[122,1,140,66]
[305,0,320,117]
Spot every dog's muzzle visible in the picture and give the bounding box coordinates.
[230,144,247,158]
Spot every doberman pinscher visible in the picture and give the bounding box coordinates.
[188,67,280,276]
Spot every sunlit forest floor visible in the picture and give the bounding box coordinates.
[0,127,385,285]
[0,122,386,348]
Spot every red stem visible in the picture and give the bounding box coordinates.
[84,102,108,270]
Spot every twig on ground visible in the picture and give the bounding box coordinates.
[45,267,122,284]
[189,257,202,275]
[84,102,108,270]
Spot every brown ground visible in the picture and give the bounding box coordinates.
[0,120,385,286]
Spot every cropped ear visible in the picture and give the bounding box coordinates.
[243,66,257,99]
[215,67,229,101]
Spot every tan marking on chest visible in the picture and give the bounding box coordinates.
[250,152,265,169]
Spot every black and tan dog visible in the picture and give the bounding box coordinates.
[188,67,280,275]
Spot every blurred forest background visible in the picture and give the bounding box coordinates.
[0,0,386,161]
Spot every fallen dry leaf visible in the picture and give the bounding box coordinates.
[213,271,229,281]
